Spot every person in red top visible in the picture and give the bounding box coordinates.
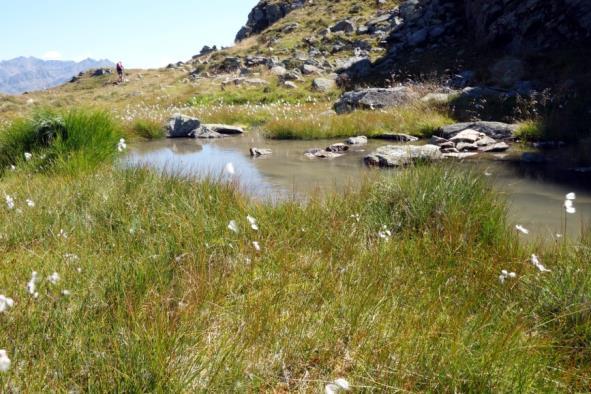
[116,61,124,83]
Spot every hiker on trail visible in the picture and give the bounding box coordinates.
[116,61,124,83]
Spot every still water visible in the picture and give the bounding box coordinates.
[125,133,591,240]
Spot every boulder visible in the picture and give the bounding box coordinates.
[195,128,225,139]
[250,148,273,157]
[364,144,443,168]
[334,87,418,114]
[346,136,368,145]
[283,81,298,89]
[429,135,450,145]
[312,78,336,92]
[167,115,201,138]
[330,20,356,33]
[475,135,497,147]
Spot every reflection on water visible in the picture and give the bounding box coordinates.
[124,134,591,240]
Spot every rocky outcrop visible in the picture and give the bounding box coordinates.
[430,122,515,157]
[334,87,418,114]
[235,0,306,42]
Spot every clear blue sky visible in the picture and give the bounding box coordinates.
[0,0,258,68]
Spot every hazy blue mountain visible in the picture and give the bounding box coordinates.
[0,57,114,94]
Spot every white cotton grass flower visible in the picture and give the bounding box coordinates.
[228,220,239,234]
[378,225,392,240]
[27,271,39,298]
[48,272,60,285]
[253,241,261,251]
[10,165,16,171]
[531,254,551,273]
[24,152,32,161]
[325,378,351,393]
[564,199,576,214]
[566,192,576,201]
[499,270,517,284]
[225,162,235,175]
[247,215,259,231]
[26,199,35,208]
[61,290,71,297]
[117,138,127,152]
[515,225,529,235]
[4,195,14,210]
[58,229,68,239]
[0,295,15,313]
[350,213,360,222]
[0,349,10,372]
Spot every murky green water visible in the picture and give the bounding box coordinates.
[125,134,591,240]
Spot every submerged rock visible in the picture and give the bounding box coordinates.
[167,115,201,138]
[346,136,368,145]
[364,144,442,168]
[250,148,272,157]
[372,133,419,142]
[326,143,350,153]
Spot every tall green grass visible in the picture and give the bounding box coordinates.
[0,162,588,391]
[264,104,452,140]
[0,109,122,173]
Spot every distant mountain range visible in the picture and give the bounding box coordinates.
[0,57,114,94]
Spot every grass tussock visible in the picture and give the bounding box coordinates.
[264,104,453,140]
[0,160,589,391]
[130,118,166,140]
[0,109,123,174]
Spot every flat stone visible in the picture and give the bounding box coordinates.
[250,148,272,157]
[202,124,244,135]
[450,129,483,143]
[456,142,479,152]
[364,144,443,168]
[479,142,510,152]
[476,135,498,146]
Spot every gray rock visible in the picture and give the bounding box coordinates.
[250,148,273,157]
[346,136,368,145]
[326,143,350,153]
[475,135,497,147]
[301,64,322,75]
[167,115,201,138]
[305,149,343,159]
[372,133,419,142]
[330,20,356,33]
[283,81,297,89]
[456,142,479,152]
[195,128,225,139]
[443,152,479,159]
[312,78,336,92]
[440,122,518,140]
[334,87,418,114]
[202,124,244,135]
[364,144,443,168]
[270,66,287,76]
[429,135,450,145]
[450,129,483,143]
